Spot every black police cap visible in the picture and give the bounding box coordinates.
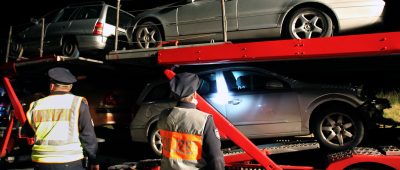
[170,72,201,98]
[48,67,77,85]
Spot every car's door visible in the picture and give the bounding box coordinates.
[221,68,301,137]
[177,0,238,36]
[237,0,292,30]
[20,9,61,54]
[197,71,228,118]
[44,7,78,51]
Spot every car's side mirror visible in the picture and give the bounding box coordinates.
[30,18,39,24]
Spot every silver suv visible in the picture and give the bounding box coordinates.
[11,2,135,58]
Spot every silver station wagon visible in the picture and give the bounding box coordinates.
[11,2,135,58]
[128,0,385,49]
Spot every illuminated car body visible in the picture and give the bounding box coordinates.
[130,66,389,155]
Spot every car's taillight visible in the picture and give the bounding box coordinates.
[102,92,118,107]
[93,22,103,35]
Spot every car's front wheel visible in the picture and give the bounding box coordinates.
[134,21,163,49]
[285,7,333,39]
[149,125,162,156]
[312,109,364,151]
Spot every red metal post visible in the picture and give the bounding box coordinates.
[0,116,14,157]
[3,77,26,124]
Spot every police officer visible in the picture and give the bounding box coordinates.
[25,67,99,170]
[157,72,225,170]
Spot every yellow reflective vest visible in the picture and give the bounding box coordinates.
[26,94,84,163]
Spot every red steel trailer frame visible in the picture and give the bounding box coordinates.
[1,31,400,169]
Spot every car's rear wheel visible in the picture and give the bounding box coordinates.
[285,7,333,39]
[134,21,162,49]
[62,39,80,58]
[149,125,162,156]
[312,109,364,151]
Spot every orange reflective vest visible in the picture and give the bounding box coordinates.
[158,107,210,169]
[26,94,84,163]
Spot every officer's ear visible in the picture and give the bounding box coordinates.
[49,83,55,91]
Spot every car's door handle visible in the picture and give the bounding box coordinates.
[228,99,241,105]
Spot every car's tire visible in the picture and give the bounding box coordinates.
[62,38,80,58]
[134,21,162,49]
[148,125,162,157]
[9,40,23,59]
[284,7,333,39]
[312,108,364,151]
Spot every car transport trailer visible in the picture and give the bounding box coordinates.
[1,31,400,169]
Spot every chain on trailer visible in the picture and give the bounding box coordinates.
[2,31,400,170]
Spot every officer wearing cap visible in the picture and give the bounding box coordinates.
[25,67,99,170]
[157,72,225,170]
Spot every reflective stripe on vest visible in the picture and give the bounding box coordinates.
[158,107,209,169]
[26,94,84,163]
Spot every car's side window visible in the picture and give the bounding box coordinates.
[226,70,286,92]
[43,9,62,23]
[75,6,102,20]
[143,83,171,102]
[55,8,77,22]
[198,72,217,95]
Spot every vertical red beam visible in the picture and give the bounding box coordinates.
[164,69,281,170]
[0,116,14,157]
[3,77,26,124]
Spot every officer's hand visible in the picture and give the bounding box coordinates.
[90,164,100,170]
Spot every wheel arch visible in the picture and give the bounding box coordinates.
[308,100,367,134]
[61,35,79,49]
[280,2,340,36]
[145,115,160,142]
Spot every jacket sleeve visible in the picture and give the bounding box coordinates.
[202,116,225,170]
[78,100,99,165]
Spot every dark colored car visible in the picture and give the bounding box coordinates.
[10,1,135,59]
[130,66,389,155]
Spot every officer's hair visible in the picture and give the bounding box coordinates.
[52,83,73,90]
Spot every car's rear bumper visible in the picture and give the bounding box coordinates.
[76,35,108,51]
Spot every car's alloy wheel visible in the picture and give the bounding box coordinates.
[286,7,333,39]
[62,39,80,58]
[313,110,364,151]
[149,126,162,156]
[135,21,162,49]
